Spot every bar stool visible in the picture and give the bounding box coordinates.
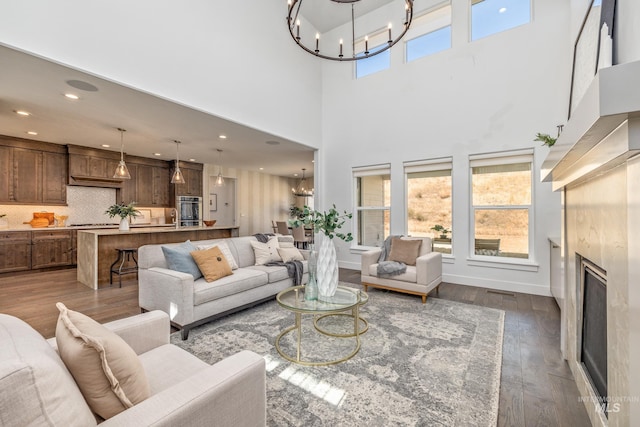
[110,248,138,288]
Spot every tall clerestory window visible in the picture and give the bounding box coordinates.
[471,0,531,41]
[353,165,391,247]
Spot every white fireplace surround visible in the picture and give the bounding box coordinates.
[543,61,640,426]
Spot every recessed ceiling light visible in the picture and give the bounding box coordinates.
[265,140,280,145]
[26,131,38,136]
[499,7,507,13]
[64,93,79,100]
[101,144,110,148]
[219,134,227,139]
[259,167,264,170]
[154,153,162,156]
[15,110,31,116]
[189,158,196,162]
[294,173,299,177]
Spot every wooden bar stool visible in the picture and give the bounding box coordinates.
[110,248,138,288]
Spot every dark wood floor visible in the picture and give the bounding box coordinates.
[0,268,590,426]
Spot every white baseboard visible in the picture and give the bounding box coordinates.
[337,262,552,297]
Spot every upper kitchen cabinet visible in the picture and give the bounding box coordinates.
[67,145,123,188]
[0,135,67,205]
[172,161,203,198]
[117,155,172,207]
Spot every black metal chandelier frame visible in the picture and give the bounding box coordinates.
[287,0,414,62]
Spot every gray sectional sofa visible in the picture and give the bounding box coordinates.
[138,235,308,339]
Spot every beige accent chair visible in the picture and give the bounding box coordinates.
[276,221,290,235]
[361,236,442,303]
[0,310,266,426]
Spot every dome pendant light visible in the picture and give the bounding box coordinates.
[113,128,131,179]
[214,149,225,187]
[171,140,185,184]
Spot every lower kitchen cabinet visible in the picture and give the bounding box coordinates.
[0,232,32,273]
[31,230,73,269]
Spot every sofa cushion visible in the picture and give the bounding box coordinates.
[250,236,282,265]
[0,314,97,426]
[368,264,417,283]
[197,241,239,270]
[194,268,268,305]
[388,237,422,266]
[161,240,203,280]
[55,303,151,420]
[246,264,290,283]
[191,246,233,282]
[277,247,304,262]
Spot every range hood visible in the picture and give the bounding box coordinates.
[541,61,640,191]
[67,144,124,188]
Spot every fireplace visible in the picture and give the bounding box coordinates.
[578,257,608,414]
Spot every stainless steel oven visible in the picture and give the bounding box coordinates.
[176,196,202,227]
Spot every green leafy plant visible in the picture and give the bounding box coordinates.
[430,224,451,238]
[289,204,353,241]
[105,202,140,219]
[534,132,557,147]
[289,205,304,219]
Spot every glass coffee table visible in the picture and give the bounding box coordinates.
[275,285,365,366]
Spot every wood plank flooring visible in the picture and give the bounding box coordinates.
[1,268,591,426]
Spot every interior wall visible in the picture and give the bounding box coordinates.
[319,0,570,295]
[614,0,640,64]
[203,164,295,237]
[0,0,322,148]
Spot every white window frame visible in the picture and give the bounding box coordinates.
[354,27,392,79]
[404,3,452,63]
[404,157,453,256]
[469,149,536,268]
[470,0,532,42]
[352,164,391,249]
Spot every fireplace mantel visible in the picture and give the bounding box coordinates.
[541,60,640,191]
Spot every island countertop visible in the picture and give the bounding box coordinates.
[77,225,239,289]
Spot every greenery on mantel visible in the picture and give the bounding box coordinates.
[105,202,140,220]
[289,205,353,241]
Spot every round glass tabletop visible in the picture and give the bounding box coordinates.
[276,285,361,314]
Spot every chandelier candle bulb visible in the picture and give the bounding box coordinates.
[339,39,343,57]
[388,23,392,43]
[296,19,300,39]
[365,36,369,54]
[315,33,319,53]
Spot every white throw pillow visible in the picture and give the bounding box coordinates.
[197,241,239,270]
[277,247,304,262]
[250,236,282,265]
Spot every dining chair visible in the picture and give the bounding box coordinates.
[276,221,290,235]
[292,225,310,249]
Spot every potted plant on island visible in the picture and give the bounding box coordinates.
[431,224,451,239]
[289,205,353,299]
[105,202,140,231]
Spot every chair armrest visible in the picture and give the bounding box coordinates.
[416,252,442,285]
[102,310,170,355]
[100,350,266,427]
[361,248,382,276]
[138,267,196,328]
[46,310,170,355]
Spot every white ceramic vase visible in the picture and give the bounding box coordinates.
[119,217,130,231]
[316,234,339,298]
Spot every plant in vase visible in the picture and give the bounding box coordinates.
[105,202,140,231]
[290,205,353,299]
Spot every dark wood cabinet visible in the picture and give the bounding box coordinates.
[0,136,67,205]
[67,145,123,188]
[173,162,203,198]
[153,166,171,206]
[119,163,138,204]
[31,230,73,269]
[0,231,32,273]
[117,157,172,207]
[135,164,154,206]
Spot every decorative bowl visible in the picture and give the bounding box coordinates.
[203,220,216,227]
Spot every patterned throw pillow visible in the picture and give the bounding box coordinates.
[277,247,304,262]
[190,246,233,282]
[250,236,282,265]
[161,240,202,279]
[197,241,239,270]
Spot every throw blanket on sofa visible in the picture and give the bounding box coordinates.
[377,235,407,277]
[253,233,275,243]
[265,260,304,286]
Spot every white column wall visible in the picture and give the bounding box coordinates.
[0,0,322,148]
[319,0,571,295]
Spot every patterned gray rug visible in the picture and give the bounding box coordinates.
[170,286,504,426]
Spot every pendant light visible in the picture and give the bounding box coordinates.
[113,128,131,179]
[214,149,225,186]
[171,140,185,184]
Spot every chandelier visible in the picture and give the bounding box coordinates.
[292,168,313,197]
[287,0,414,61]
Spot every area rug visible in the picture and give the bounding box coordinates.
[170,286,504,426]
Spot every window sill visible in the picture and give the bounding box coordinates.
[467,256,539,272]
[350,245,380,254]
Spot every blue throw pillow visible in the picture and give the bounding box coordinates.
[161,240,203,280]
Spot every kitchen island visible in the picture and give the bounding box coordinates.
[77,226,239,289]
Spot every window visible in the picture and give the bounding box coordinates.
[471,0,531,41]
[405,158,452,254]
[353,165,391,247]
[355,29,391,78]
[406,4,452,62]
[470,150,533,259]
